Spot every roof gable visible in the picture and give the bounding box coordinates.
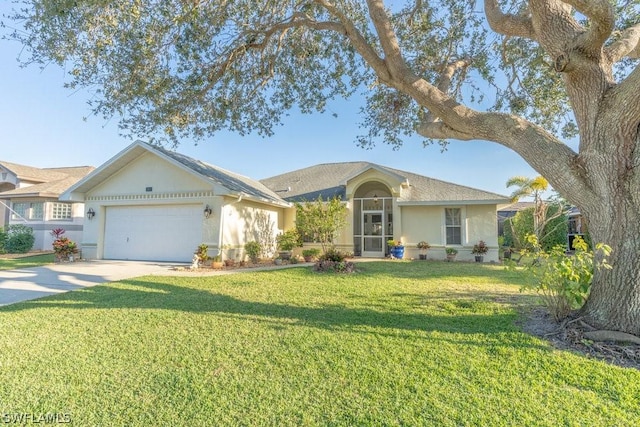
[61,141,288,206]
[261,162,509,204]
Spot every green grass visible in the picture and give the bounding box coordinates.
[0,253,54,270]
[0,261,638,426]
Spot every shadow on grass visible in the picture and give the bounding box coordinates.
[355,260,528,286]
[0,254,55,270]
[1,277,547,351]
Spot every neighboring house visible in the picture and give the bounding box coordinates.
[567,206,587,249]
[497,201,536,236]
[62,141,509,262]
[0,161,95,250]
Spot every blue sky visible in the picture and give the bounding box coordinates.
[0,4,542,197]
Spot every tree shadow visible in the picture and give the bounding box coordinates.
[354,260,528,286]
[0,277,549,351]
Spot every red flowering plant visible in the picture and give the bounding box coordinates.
[51,229,78,260]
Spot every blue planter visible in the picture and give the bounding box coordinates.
[390,245,405,259]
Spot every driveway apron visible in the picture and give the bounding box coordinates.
[0,260,180,306]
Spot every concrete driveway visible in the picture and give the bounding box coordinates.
[0,260,183,306]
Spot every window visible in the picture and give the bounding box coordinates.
[445,208,462,245]
[31,203,44,220]
[52,203,72,220]
[11,202,27,220]
[11,202,44,220]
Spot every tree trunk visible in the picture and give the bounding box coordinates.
[580,197,640,336]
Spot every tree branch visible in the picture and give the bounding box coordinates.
[560,0,614,53]
[484,0,535,39]
[605,63,640,129]
[416,122,475,140]
[313,0,390,80]
[365,0,411,79]
[607,23,640,62]
[418,58,472,133]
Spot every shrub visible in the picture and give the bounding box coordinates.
[313,260,356,274]
[302,248,321,261]
[276,229,302,251]
[318,248,347,262]
[518,235,611,321]
[505,206,568,251]
[5,224,35,254]
[244,241,261,263]
[0,227,7,254]
[53,237,79,259]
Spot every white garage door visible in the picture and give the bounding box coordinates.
[104,205,203,262]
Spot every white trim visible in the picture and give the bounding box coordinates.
[87,191,215,202]
[341,164,407,186]
[398,199,508,206]
[442,206,466,246]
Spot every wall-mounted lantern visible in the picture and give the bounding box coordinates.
[204,205,212,218]
[87,208,96,220]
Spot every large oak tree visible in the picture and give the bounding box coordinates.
[6,1,640,334]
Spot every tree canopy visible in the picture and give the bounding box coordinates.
[5,1,640,334]
[7,2,637,153]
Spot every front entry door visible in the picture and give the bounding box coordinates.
[362,211,385,257]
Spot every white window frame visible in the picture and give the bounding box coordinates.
[51,202,73,220]
[444,207,464,245]
[11,202,28,220]
[11,201,44,221]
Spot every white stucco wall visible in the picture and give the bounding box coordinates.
[80,152,221,260]
[92,152,212,195]
[400,204,500,262]
[220,198,285,261]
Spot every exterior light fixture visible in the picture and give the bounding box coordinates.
[87,208,96,220]
[204,205,212,218]
[373,194,379,204]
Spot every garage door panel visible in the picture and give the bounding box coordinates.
[104,205,202,262]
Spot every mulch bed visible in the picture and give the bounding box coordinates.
[520,307,640,370]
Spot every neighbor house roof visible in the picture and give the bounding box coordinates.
[0,161,70,183]
[0,165,95,199]
[61,141,288,207]
[261,162,509,205]
[497,201,536,213]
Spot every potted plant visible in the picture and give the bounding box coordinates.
[416,241,431,260]
[445,247,458,262]
[211,254,223,269]
[471,240,489,262]
[302,247,321,262]
[387,239,405,259]
[276,229,302,260]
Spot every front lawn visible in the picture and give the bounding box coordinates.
[0,261,637,426]
[0,253,54,270]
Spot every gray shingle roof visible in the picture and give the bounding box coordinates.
[261,162,509,204]
[150,143,286,205]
